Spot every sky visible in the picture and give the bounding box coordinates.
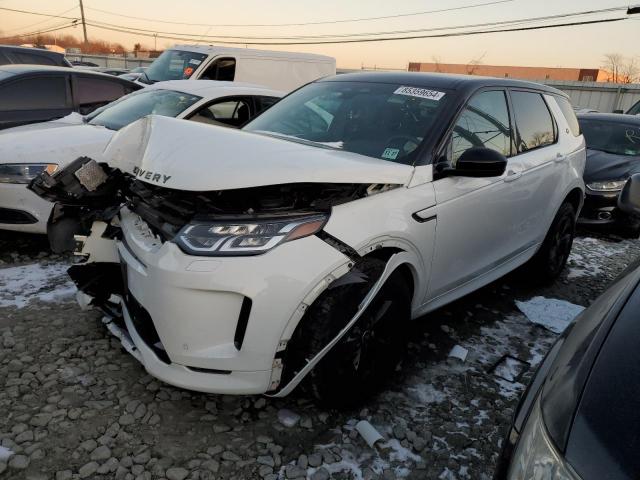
[1,0,639,69]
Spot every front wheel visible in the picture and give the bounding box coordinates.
[526,202,577,281]
[286,258,411,408]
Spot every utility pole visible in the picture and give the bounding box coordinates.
[79,0,88,44]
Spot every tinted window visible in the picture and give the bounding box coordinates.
[628,101,640,116]
[201,57,236,81]
[555,96,580,136]
[87,89,201,130]
[190,98,251,127]
[12,52,56,66]
[449,90,512,163]
[579,119,640,156]
[256,96,279,113]
[511,91,555,152]
[245,81,449,165]
[0,76,68,110]
[0,51,11,65]
[76,77,126,114]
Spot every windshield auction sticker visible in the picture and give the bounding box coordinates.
[393,86,445,101]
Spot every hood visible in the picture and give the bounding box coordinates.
[584,149,640,182]
[0,124,114,166]
[103,115,414,191]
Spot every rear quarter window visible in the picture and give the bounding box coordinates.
[555,96,581,136]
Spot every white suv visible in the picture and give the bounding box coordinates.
[31,73,585,407]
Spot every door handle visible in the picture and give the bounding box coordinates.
[504,169,522,182]
[554,153,567,163]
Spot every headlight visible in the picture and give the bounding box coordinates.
[587,180,626,192]
[0,163,58,184]
[507,397,580,479]
[174,214,328,256]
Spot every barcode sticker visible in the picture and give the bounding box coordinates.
[393,86,445,101]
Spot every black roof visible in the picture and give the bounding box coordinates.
[0,44,65,58]
[0,64,138,85]
[323,71,566,96]
[577,112,640,125]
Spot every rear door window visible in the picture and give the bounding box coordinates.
[75,77,126,114]
[11,52,57,66]
[0,76,69,110]
[449,90,512,164]
[511,91,556,152]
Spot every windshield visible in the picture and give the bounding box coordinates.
[141,49,207,84]
[580,119,640,156]
[244,81,449,165]
[86,89,202,130]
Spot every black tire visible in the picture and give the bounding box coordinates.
[287,257,411,408]
[526,202,576,281]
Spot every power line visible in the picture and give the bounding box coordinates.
[85,16,628,46]
[0,22,79,40]
[84,6,630,42]
[83,0,516,28]
[0,6,77,20]
[1,5,78,35]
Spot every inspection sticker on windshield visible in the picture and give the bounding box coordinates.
[189,59,202,65]
[393,86,445,101]
[382,148,400,160]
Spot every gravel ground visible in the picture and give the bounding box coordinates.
[0,229,638,480]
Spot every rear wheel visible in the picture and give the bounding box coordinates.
[286,258,411,408]
[526,202,576,281]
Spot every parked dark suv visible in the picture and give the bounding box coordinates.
[0,65,141,129]
[0,45,72,67]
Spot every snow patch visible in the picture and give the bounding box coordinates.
[277,409,300,428]
[0,445,14,461]
[382,438,422,463]
[407,383,447,404]
[0,263,76,308]
[515,296,584,334]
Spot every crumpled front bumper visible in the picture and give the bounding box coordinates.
[115,209,349,394]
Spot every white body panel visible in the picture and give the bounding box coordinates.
[105,115,413,191]
[158,45,336,92]
[0,82,283,233]
[63,84,585,396]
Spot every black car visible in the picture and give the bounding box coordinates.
[577,113,640,235]
[0,65,141,129]
[496,176,640,480]
[0,45,72,67]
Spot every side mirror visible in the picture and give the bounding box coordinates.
[451,147,508,178]
[618,174,640,216]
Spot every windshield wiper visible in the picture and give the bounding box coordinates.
[139,71,157,85]
[253,130,337,150]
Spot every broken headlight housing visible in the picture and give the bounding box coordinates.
[0,163,58,184]
[507,397,579,480]
[174,214,328,256]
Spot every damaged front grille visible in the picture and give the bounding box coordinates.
[125,180,373,242]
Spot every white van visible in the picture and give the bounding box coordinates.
[137,45,336,92]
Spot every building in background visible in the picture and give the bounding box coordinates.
[408,62,610,82]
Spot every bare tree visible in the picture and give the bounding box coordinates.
[621,57,640,84]
[601,53,639,83]
[466,52,486,75]
[431,55,443,73]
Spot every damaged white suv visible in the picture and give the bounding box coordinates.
[31,73,585,406]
